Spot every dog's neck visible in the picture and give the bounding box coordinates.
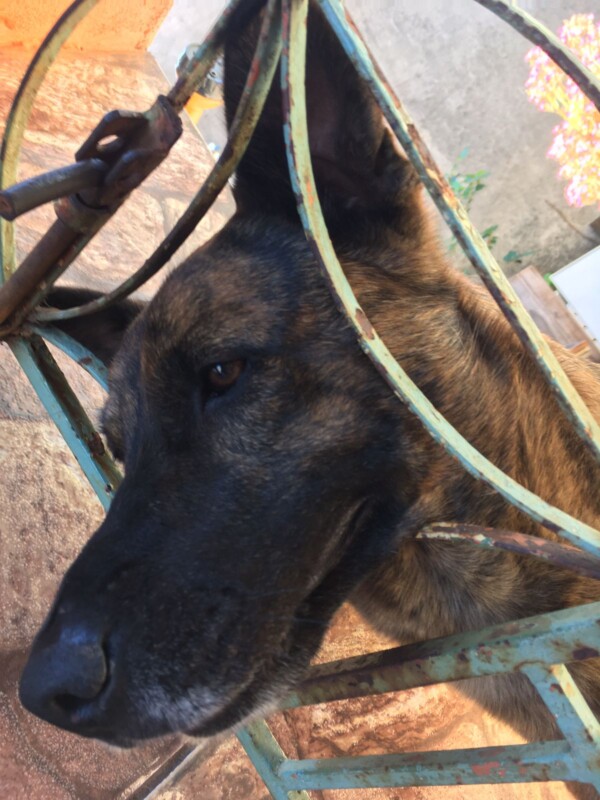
[346,238,600,538]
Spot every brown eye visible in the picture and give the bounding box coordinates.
[206,359,245,396]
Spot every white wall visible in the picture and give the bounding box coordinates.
[150,0,600,274]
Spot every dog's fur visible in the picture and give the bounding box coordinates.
[19,2,600,791]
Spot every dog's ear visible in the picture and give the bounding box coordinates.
[44,288,143,367]
[224,2,420,231]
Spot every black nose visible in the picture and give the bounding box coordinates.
[19,617,109,731]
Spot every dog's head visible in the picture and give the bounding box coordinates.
[20,4,435,745]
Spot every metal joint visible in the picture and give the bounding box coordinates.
[0,95,182,334]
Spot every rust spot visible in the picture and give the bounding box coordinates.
[573,646,600,661]
[476,645,493,662]
[78,356,93,366]
[356,308,375,340]
[549,682,564,694]
[87,432,106,458]
[471,761,501,777]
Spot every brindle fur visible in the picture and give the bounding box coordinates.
[19,3,600,794]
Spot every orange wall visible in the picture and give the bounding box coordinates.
[0,0,173,52]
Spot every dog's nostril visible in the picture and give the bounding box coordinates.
[20,627,111,728]
[52,692,92,715]
[54,641,111,712]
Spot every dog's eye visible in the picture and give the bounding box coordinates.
[205,359,245,397]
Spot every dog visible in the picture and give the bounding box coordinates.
[18,1,600,791]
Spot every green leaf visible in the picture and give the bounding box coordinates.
[503,249,534,264]
[481,225,499,237]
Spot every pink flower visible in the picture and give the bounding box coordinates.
[525,14,600,208]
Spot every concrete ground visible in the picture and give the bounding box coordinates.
[0,35,587,800]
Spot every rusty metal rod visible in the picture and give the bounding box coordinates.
[0,97,181,335]
[418,523,600,580]
[34,0,283,324]
[0,197,111,332]
[0,159,106,221]
[0,218,82,328]
[167,0,267,113]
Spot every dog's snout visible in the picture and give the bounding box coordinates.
[20,617,109,731]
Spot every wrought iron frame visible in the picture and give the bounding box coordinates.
[1,0,599,795]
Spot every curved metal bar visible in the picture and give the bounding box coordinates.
[0,0,100,283]
[29,324,109,391]
[167,0,267,113]
[474,0,600,112]
[34,0,283,324]
[418,523,600,580]
[316,0,600,468]
[281,0,600,556]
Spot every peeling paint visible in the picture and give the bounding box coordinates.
[355,308,375,340]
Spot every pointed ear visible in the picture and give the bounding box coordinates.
[44,288,143,367]
[224,3,420,228]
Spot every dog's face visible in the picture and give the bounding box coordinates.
[20,5,428,744]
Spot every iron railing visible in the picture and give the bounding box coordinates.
[1,0,599,795]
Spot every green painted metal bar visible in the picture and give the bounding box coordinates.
[9,335,120,509]
[0,0,100,283]
[237,720,311,800]
[549,664,600,747]
[475,0,600,112]
[523,664,600,788]
[29,324,109,391]
[275,740,578,790]
[279,741,580,790]
[282,601,600,709]
[280,0,600,556]
[34,0,282,324]
[0,0,598,795]
[316,0,600,468]
[0,0,277,521]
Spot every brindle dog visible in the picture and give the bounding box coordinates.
[19,2,600,792]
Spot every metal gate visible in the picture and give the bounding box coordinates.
[1,0,600,796]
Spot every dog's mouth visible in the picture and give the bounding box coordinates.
[64,604,317,748]
[21,500,375,747]
[158,499,376,741]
